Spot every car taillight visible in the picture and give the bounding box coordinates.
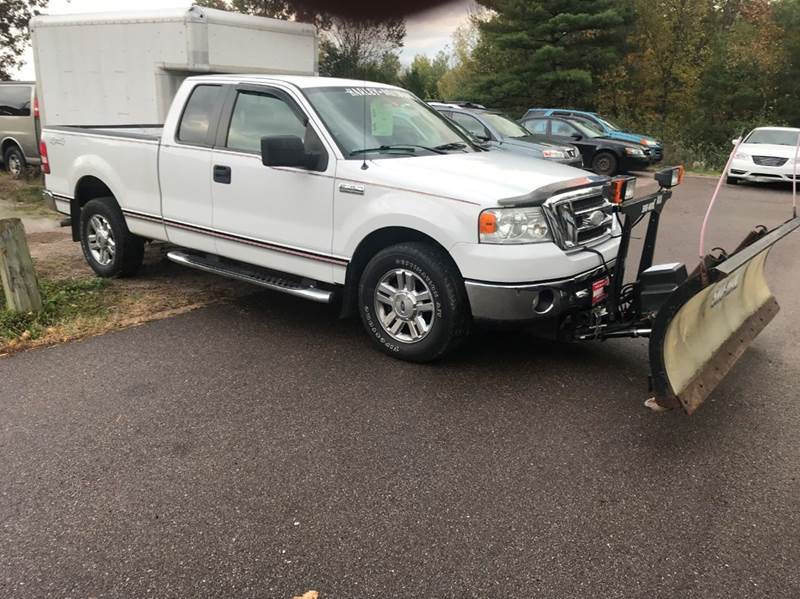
[39,140,50,174]
[33,96,40,119]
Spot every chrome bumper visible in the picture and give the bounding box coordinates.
[465,262,613,323]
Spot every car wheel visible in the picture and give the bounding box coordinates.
[358,242,471,362]
[80,197,145,277]
[3,146,26,179]
[592,151,618,177]
[726,175,739,185]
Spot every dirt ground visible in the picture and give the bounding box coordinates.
[0,174,255,355]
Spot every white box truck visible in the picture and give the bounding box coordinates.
[30,5,317,126]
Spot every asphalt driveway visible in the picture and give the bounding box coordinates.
[1,176,799,598]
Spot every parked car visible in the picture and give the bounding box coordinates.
[429,102,583,168]
[520,115,650,176]
[727,127,800,185]
[0,81,40,178]
[523,108,663,163]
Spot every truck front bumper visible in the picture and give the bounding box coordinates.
[465,261,613,323]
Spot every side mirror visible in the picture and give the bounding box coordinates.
[571,133,583,141]
[261,135,315,169]
[731,138,741,145]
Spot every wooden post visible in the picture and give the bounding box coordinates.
[0,218,43,313]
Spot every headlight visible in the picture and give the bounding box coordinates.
[733,152,750,160]
[624,147,645,156]
[541,149,565,160]
[643,139,658,146]
[479,207,551,244]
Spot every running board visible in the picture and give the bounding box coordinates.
[166,250,334,304]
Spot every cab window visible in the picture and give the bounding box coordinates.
[226,91,307,153]
[177,85,224,145]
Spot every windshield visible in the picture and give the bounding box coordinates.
[481,112,530,138]
[745,129,800,146]
[570,119,603,138]
[595,116,621,131]
[304,86,472,158]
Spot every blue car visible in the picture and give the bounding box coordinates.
[523,108,663,163]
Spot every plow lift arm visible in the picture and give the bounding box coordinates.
[573,166,800,415]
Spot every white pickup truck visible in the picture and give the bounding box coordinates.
[41,74,623,362]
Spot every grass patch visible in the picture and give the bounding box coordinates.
[0,277,110,341]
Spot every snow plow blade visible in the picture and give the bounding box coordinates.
[649,216,800,414]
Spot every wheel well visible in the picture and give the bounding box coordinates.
[71,176,116,241]
[339,226,460,318]
[1,138,22,159]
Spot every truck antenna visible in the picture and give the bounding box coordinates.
[361,76,369,171]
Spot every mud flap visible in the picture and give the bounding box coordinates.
[649,217,800,414]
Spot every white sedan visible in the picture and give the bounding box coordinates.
[727,127,800,185]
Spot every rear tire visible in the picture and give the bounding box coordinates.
[358,242,470,362]
[79,197,144,277]
[3,146,26,179]
[592,151,618,177]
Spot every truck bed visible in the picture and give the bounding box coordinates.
[45,124,163,142]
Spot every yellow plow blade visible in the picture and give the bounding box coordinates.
[649,217,800,414]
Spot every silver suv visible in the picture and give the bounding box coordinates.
[0,82,40,178]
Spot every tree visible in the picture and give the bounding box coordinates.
[318,16,406,81]
[0,0,47,80]
[469,0,633,114]
[401,52,449,99]
[437,19,481,101]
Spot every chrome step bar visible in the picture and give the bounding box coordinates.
[166,250,333,304]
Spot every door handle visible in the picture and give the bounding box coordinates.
[213,164,231,184]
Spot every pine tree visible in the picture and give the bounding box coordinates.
[470,0,633,115]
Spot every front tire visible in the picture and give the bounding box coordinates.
[79,197,144,277]
[726,175,739,185]
[3,146,26,179]
[358,242,470,362]
[592,151,618,177]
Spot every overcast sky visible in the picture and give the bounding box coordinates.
[14,0,476,80]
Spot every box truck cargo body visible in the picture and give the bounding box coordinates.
[30,6,317,126]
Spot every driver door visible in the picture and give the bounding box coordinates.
[210,85,337,283]
[550,119,594,164]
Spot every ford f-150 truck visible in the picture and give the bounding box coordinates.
[42,75,620,362]
[41,75,799,415]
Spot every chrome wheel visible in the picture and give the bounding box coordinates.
[7,153,22,177]
[374,268,436,343]
[87,215,116,266]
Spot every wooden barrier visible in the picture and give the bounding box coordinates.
[0,218,42,313]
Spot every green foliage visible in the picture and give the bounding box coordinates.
[0,0,47,80]
[400,52,450,99]
[467,0,633,114]
[0,278,109,341]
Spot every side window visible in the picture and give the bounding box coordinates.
[523,119,548,135]
[226,91,307,153]
[0,86,32,117]
[551,120,577,137]
[177,85,224,145]
[450,112,489,139]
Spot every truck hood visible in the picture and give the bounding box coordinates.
[338,151,595,207]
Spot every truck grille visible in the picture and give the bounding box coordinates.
[753,156,788,167]
[544,187,614,250]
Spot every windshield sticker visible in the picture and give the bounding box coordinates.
[345,87,408,98]
[370,101,394,136]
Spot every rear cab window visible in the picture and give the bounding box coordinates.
[177,85,224,146]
